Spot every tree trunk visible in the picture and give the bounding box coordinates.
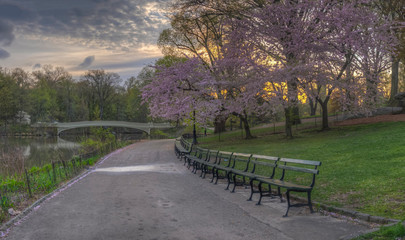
[292,106,301,125]
[192,110,198,144]
[240,115,253,139]
[390,58,400,102]
[99,105,104,120]
[284,107,293,138]
[214,116,226,134]
[289,79,301,125]
[366,75,378,105]
[309,97,318,116]
[345,52,355,111]
[318,98,330,130]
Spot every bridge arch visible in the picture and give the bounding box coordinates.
[55,121,172,136]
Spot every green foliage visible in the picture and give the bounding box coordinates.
[28,166,41,174]
[353,222,405,240]
[155,55,187,68]
[0,65,155,126]
[1,196,13,211]
[0,177,24,192]
[82,156,99,166]
[0,71,19,125]
[81,127,116,153]
[126,82,149,122]
[150,129,169,138]
[9,124,33,133]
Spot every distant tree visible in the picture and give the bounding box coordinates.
[0,70,19,131]
[81,70,121,120]
[58,78,77,122]
[30,65,73,122]
[11,68,31,114]
[374,0,405,101]
[111,85,127,121]
[125,77,149,123]
[29,80,57,122]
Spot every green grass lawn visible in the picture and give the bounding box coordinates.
[353,222,405,240]
[197,121,405,219]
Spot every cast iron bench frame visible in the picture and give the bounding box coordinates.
[174,137,193,162]
[228,154,279,199]
[256,158,321,217]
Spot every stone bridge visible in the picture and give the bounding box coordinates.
[34,121,173,135]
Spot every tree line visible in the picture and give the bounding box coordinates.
[0,65,150,130]
[142,0,405,138]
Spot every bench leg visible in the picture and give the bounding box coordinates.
[214,169,220,184]
[199,165,204,177]
[225,172,232,190]
[191,162,196,173]
[193,163,198,174]
[231,174,238,193]
[247,179,255,201]
[308,191,314,213]
[202,166,207,178]
[283,190,291,217]
[194,162,198,173]
[210,168,216,183]
[188,159,192,169]
[256,182,263,205]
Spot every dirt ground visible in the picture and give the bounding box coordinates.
[334,114,405,126]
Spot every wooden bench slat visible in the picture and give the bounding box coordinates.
[279,158,321,166]
[257,178,312,191]
[251,155,279,161]
[233,153,253,158]
[278,165,319,174]
[250,160,276,168]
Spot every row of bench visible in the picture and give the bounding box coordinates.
[175,137,322,217]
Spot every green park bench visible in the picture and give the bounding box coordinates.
[229,154,279,199]
[175,140,322,217]
[185,146,209,172]
[255,158,321,217]
[199,150,220,179]
[223,153,253,191]
[174,137,193,162]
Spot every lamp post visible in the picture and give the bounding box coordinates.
[192,110,198,144]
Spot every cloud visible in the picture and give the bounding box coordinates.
[0,2,35,22]
[0,19,14,46]
[6,0,171,51]
[33,63,41,69]
[78,55,95,68]
[0,48,10,59]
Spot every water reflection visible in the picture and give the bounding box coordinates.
[0,137,80,170]
[0,132,145,177]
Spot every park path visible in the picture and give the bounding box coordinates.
[4,140,370,240]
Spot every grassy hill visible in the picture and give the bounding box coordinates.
[197,121,405,219]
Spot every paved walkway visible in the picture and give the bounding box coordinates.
[4,140,370,240]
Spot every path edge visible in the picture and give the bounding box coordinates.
[0,142,138,233]
[0,167,92,232]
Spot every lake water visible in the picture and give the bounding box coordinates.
[0,137,81,177]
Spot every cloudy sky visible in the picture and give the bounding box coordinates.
[0,0,172,79]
